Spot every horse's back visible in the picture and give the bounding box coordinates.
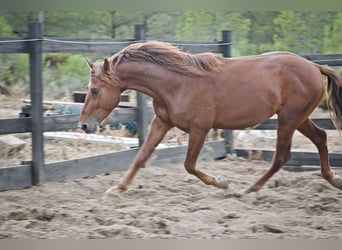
[211,52,324,129]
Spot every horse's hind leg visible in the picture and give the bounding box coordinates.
[184,129,228,189]
[297,119,342,190]
[245,119,295,193]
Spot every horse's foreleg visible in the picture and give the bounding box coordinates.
[106,116,171,194]
[184,129,228,189]
[298,119,342,190]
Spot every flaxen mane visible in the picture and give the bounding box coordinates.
[92,60,122,87]
[111,41,223,76]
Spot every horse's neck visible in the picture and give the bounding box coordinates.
[125,79,161,99]
[121,63,182,100]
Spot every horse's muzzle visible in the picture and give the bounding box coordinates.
[80,123,88,131]
[79,120,98,134]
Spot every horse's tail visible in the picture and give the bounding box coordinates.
[316,64,342,131]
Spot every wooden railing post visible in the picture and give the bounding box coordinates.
[28,22,45,184]
[221,30,234,155]
[134,24,148,147]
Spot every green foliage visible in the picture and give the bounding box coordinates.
[1,12,38,37]
[0,54,29,87]
[56,54,87,77]
[322,13,342,53]
[43,54,89,99]
[146,13,176,40]
[44,53,69,68]
[1,10,341,55]
[0,16,12,36]
[0,53,89,99]
[174,11,217,41]
[272,11,337,54]
[214,12,252,56]
[44,11,112,38]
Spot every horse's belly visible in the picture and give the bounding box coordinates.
[213,99,279,129]
[214,114,274,129]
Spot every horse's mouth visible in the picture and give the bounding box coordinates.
[79,117,99,134]
[80,123,99,133]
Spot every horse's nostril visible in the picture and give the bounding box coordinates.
[81,124,88,131]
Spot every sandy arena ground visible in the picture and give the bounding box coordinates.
[1,158,342,239]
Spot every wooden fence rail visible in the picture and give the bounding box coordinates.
[0,141,227,191]
[0,107,155,135]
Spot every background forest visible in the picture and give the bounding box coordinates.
[0,11,341,99]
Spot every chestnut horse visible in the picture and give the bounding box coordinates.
[79,41,342,196]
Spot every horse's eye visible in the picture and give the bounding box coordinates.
[91,88,99,96]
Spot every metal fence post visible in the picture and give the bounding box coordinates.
[134,24,148,147]
[28,22,45,184]
[221,30,234,155]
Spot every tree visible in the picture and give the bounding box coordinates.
[0,16,12,36]
[272,11,337,54]
[241,11,279,54]
[0,10,340,55]
[174,11,217,41]
[146,12,177,40]
[1,11,38,37]
[214,12,252,56]
[43,11,110,38]
[322,12,342,53]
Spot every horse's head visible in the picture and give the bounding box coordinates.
[79,58,122,133]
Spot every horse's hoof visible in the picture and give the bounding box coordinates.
[244,184,261,194]
[331,172,342,189]
[214,176,229,189]
[102,185,126,200]
[244,188,253,194]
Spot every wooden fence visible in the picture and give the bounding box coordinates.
[0,22,342,191]
[235,119,342,172]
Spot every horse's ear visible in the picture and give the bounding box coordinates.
[103,58,110,72]
[85,58,94,70]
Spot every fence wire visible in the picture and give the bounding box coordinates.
[1,38,341,65]
[0,37,232,47]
